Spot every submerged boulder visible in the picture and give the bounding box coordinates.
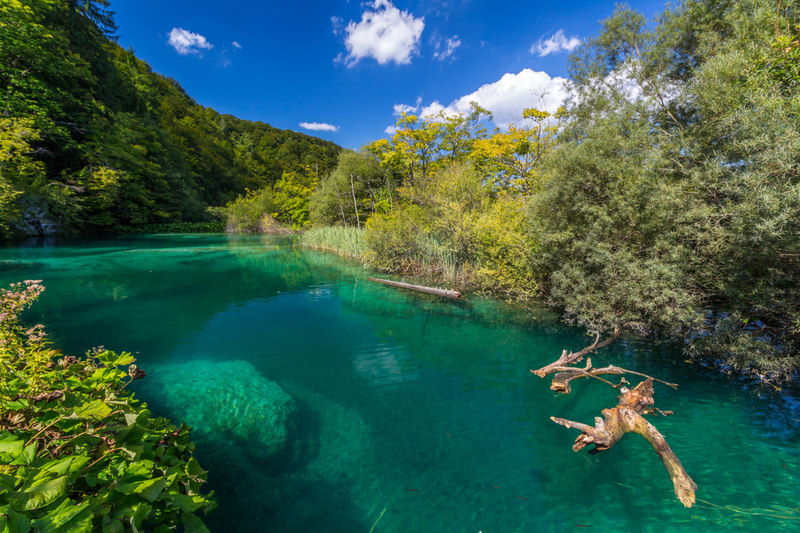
[138,360,298,467]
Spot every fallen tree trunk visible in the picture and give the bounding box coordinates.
[551,379,697,507]
[368,278,462,299]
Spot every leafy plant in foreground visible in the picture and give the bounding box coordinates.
[0,281,216,532]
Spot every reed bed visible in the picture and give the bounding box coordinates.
[300,226,367,260]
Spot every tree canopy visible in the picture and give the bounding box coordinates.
[0,0,342,236]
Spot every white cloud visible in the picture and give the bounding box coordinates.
[167,28,213,55]
[384,125,398,134]
[531,29,581,57]
[331,16,344,36]
[433,35,461,61]
[393,97,422,116]
[232,41,242,50]
[337,0,425,67]
[299,122,340,132]
[410,69,568,128]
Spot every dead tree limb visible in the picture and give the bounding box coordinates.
[533,337,696,507]
[551,379,697,508]
[546,357,679,394]
[531,332,619,378]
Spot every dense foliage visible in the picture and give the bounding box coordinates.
[0,0,341,237]
[305,0,800,376]
[300,103,547,297]
[0,281,216,532]
[532,0,800,373]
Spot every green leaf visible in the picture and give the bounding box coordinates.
[0,433,25,462]
[7,475,67,511]
[10,444,37,466]
[30,498,94,533]
[42,455,90,478]
[134,477,166,503]
[0,473,18,494]
[74,399,112,420]
[180,513,211,533]
[130,502,152,533]
[0,505,31,533]
[165,492,207,514]
[185,458,207,479]
[97,351,135,367]
[123,409,150,427]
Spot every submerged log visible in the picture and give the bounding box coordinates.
[368,277,462,299]
[551,379,697,508]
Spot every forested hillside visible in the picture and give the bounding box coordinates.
[0,0,341,236]
[299,0,800,376]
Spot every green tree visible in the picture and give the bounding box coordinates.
[533,0,800,373]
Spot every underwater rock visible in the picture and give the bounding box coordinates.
[139,360,298,467]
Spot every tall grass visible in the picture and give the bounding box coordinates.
[409,234,471,282]
[301,225,472,287]
[300,226,367,260]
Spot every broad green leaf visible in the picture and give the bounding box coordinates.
[97,351,135,367]
[10,444,37,466]
[123,409,150,427]
[101,514,123,533]
[0,473,18,494]
[7,475,67,511]
[185,458,207,479]
[119,444,144,460]
[165,492,207,514]
[130,502,152,533]
[180,513,211,533]
[42,455,90,478]
[0,433,24,462]
[29,498,93,533]
[134,477,166,503]
[74,399,112,420]
[0,505,31,533]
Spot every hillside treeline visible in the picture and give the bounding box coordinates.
[0,0,341,236]
[296,0,800,375]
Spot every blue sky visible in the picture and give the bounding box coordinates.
[114,0,669,149]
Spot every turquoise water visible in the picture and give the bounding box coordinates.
[1,234,799,532]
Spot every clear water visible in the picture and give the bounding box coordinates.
[1,234,799,533]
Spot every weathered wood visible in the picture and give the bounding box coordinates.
[368,277,462,299]
[531,332,619,378]
[550,358,627,394]
[546,357,679,394]
[551,379,697,508]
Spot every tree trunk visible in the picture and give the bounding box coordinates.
[368,278,461,299]
[350,174,361,230]
[334,182,347,227]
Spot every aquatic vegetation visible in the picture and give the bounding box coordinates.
[300,225,367,260]
[0,281,216,531]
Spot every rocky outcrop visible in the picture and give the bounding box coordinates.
[139,360,300,468]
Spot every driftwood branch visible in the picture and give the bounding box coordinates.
[368,278,462,299]
[532,332,619,378]
[544,357,679,394]
[534,336,696,508]
[551,379,697,507]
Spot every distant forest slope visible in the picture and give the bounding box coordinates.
[0,0,341,235]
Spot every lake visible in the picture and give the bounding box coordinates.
[1,234,798,532]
